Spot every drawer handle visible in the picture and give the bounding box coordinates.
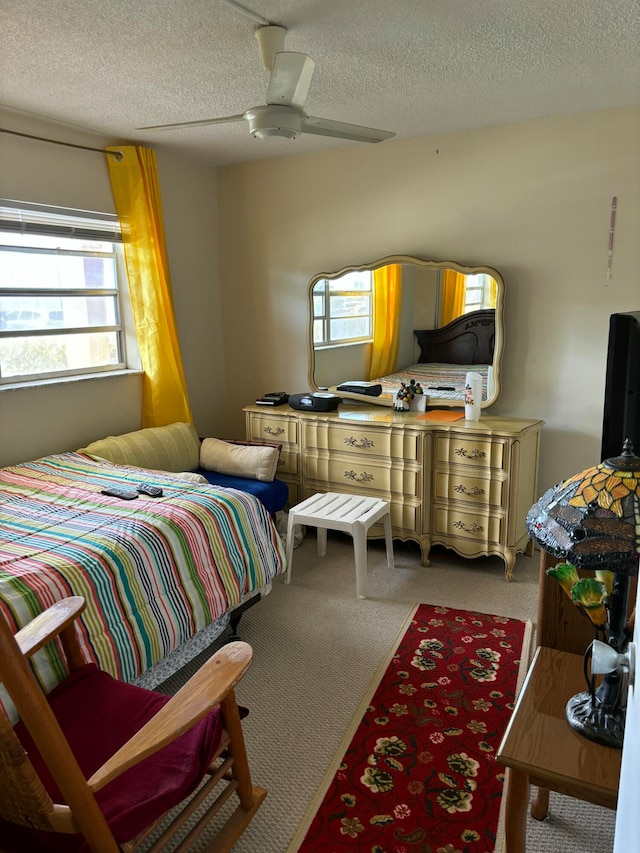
[344,470,374,483]
[344,436,375,449]
[455,447,486,460]
[453,520,484,533]
[264,426,285,437]
[454,484,485,496]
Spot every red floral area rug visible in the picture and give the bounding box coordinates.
[290,603,531,853]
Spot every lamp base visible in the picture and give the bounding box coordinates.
[566,691,625,749]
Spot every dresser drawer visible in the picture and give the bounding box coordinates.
[303,422,420,462]
[433,470,506,509]
[276,449,298,476]
[434,434,507,471]
[248,415,298,446]
[388,500,420,534]
[305,454,420,499]
[284,479,300,508]
[433,505,503,545]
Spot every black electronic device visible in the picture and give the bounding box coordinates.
[256,391,289,406]
[601,310,640,460]
[288,392,340,412]
[336,381,383,396]
[137,483,164,497]
[100,488,139,500]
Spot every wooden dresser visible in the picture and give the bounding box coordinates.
[244,403,543,580]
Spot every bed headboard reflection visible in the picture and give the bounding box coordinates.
[415,309,495,365]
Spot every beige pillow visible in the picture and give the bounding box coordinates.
[78,422,200,473]
[200,437,280,482]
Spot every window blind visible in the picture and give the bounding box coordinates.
[0,200,122,242]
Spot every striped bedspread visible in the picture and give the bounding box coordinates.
[374,362,491,402]
[0,453,285,707]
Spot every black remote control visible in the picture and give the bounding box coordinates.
[101,488,139,500]
[137,483,163,497]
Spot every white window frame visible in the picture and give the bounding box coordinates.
[312,271,374,348]
[0,200,133,385]
[463,273,494,313]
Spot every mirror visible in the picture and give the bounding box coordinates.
[307,255,505,409]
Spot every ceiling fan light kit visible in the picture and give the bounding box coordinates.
[138,25,395,146]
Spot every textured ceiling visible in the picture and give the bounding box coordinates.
[1,0,639,167]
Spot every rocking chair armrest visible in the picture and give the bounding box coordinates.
[14,597,86,659]
[88,640,253,793]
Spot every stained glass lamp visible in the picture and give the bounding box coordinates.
[526,439,640,748]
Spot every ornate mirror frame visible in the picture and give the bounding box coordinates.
[307,255,505,409]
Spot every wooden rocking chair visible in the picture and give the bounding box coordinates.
[0,596,267,852]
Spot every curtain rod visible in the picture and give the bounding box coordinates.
[0,127,123,159]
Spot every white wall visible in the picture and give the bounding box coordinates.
[156,149,226,434]
[2,106,639,492]
[217,106,640,494]
[0,109,223,467]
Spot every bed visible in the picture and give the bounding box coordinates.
[0,452,285,715]
[334,308,495,406]
[354,361,492,403]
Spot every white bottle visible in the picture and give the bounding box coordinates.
[464,372,482,421]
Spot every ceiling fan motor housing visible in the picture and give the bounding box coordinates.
[244,105,302,140]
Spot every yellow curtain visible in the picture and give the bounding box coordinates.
[369,264,402,379]
[106,146,193,427]
[439,269,467,326]
[488,275,497,307]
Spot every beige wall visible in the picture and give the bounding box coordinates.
[217,106,640,494]
[1,106,639,493]
[0,109,223,467]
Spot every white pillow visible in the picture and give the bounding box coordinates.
[199,438,280,483]
[168,471,209,484]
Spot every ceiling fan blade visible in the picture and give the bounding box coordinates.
[137,114,245,131]
[301,116,395,143]
[266,52,315,110]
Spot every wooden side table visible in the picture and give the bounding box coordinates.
[496,646,621,852]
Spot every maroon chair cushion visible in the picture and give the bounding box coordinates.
[11,663,223,848]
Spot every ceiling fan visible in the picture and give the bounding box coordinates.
[138,25,395,144]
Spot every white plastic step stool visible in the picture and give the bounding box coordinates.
[285,492,394,599]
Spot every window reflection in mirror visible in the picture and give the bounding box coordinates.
[442,272,497,323]
[313,271,373,346]
[308,257,504,409]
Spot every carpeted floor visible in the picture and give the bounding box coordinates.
[155,532,617,853]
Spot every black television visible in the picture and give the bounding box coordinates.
[601,310,640,461]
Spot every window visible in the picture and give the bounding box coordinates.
[313,270,373,347]
[0,201,129,384]
[463,273,495,313]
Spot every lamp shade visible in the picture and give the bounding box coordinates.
[591,638,635,676]
[526,440,640,575]
[528,440,640,748]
